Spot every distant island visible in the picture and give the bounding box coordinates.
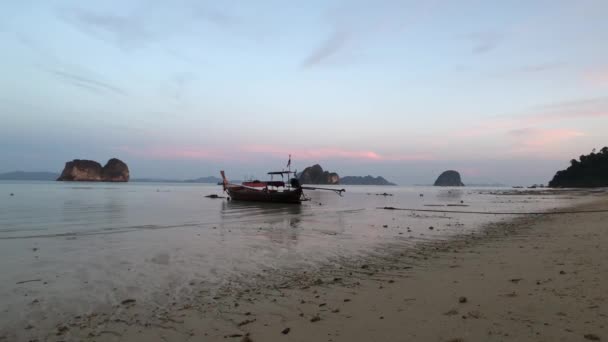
[298,164,340,185]
[0,171,59,181]
[340,175,396,186]
[296,164,396,185]
[549,147,608,187]
[434,170,465,186]
[57,158,130,182]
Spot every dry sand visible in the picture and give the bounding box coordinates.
[9,196,608,342]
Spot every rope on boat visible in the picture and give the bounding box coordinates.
[378,207,608,215]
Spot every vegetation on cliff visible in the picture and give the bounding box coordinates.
[549,147,608,187]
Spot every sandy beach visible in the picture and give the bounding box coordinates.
[7,192,605,342]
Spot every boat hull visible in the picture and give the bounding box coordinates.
[226,187,303,204]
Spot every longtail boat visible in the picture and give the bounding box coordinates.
[220,157,344,204]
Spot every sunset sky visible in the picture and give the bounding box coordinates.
[1,1,607,185]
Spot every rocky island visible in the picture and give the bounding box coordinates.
[340,175,396,186]
[433,170,464,186]
[298,164,339,185]
[57,158,130,182]
[549,147,608,187]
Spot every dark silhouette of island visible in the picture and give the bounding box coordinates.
[434,170,464,186]
[57,158,130,182]
[549,147,608,187]
[340,175,396,186]
[0,171,59,181]
[298,164,339,184]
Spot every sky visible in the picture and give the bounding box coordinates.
[1,0,607,185]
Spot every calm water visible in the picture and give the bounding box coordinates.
[0,180,590,331]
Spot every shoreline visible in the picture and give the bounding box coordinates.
[5,194,608,341]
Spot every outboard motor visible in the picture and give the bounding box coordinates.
[290,178,301,188]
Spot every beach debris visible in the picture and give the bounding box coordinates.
[343,298,351,302]
[56,325,69,335]
[419,193,424,197]
[584,334,601,341]
[205,194,225,199]
[559,270,566,275]
[332,308,340,313]
[9,193,14,196]
[376,193,393,196]
[16,279,42,285]
[238,319,256,327]
[382,225,388,228]
[444,309,459,316]
[281,327,291,335]
[467,310,481,319]
[120,299,136,305]
[310,314,321,322]
[509,278,523,283]
[429,226,434,230]
[458,296,468,303]
[240,336,253,342]
[360,264,369,269]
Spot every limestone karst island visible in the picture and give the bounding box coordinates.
[57,158,130,182]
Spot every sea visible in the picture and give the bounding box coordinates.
[0,180,597,335]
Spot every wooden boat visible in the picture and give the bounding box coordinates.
[221,170,304,203]
[220,160,344,204]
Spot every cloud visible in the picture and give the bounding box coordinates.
[57,4,241,52]
[58,7,153,50]
[118,146,225,160]
[301,30,350,68]
[583,66,608,86]
[118,144,434,162]
[300,1,437,68]
[47,69,127,96]
[534,96,608,121]
[516,62,563,73]
[507,128,585,153]
[243,145,434,162]
[469,31,504,54]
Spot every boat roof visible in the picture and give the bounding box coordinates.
[267,171,295,175]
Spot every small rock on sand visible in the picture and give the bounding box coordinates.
[310,314,321,322]
[281,327,291,335]
[458,296,467,303]
[584,334,601,341]
[121,299,136,305]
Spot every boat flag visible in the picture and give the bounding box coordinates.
[286,154,291,168]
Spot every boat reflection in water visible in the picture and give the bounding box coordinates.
[221,200,303,229]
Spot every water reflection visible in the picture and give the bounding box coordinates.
[435,189,464,201]
[221,201,302,220]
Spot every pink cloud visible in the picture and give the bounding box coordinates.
[507,128,585,156]
[584,66,608,85]
[117,144,435,162]
[117,146,227,160]
[242,145,434,162]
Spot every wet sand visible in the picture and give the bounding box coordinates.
[11,194,607,342]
